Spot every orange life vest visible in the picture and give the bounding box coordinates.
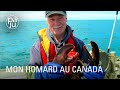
[38,28,77,65]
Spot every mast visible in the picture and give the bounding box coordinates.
[107,11,118,53]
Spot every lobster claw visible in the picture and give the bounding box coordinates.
[53,44,74,65]
[83,41,100,66]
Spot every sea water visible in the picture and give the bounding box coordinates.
[0,20,120,68]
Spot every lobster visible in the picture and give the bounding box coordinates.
[53,41,100,79]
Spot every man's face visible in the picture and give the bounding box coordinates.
[46,14,67,36]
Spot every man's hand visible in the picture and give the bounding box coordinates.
[83,66,104,79]
[35,44,79,79]
[34,62,64,79]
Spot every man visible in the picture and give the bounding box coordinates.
[29,11,104,79]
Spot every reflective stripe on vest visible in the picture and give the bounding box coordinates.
[38,29,76,65]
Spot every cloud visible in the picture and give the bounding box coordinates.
[1,11,119,21]
[1,11,45,21]
[67,11,119,20]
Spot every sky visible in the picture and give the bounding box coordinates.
[0,11,120,21]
